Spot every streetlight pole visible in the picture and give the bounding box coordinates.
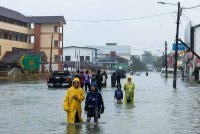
[173,2,181,89]
[158,2,181,88]
[49,34,53,73]
[165,41,168,78]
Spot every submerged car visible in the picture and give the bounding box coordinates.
[47,70,73,88]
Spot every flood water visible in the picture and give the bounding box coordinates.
[0,72,200,134]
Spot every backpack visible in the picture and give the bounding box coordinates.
[115,89,123,100]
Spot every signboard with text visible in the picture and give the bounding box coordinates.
[20,55,40,70]
[172,43,186,51]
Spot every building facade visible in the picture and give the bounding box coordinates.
[63,46,97,62]
[28,16,66,71]
[86,43,131,60]
[0,6,66,71]
[0,6,33,59]
[63,46,98,71]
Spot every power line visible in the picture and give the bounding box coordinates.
[180,12,200,39]
[181,13,192,23]
[182,4,200,9]
[182,12,197,26]
[66,11,175,22]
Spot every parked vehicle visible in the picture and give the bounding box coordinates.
[47,70,72,88]
[116,69,126,78]
[160,68,181,78]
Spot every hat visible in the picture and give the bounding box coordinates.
[127,76,132,81]
[90,82,98,91]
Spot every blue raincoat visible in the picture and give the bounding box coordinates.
[85,83,104,118]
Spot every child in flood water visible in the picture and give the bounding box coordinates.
[114,83,123,104]
[84,83,104,123]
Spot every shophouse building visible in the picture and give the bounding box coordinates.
[0,6,66,71]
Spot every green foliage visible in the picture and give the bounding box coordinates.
[130,55,147,71]
[153,56,164,69]
[142,51,154,65]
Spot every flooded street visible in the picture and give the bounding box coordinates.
[1,72,200,134]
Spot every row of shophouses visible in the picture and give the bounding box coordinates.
[167,22,200,76]
[0,6,131,73]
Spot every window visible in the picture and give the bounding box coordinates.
[54,40,58,47]
[31,23,34,28]
[54,55,60,62]
[59,27,63,33]
[65,56,71,61]
[80,56,84,61]
[31,36,34,43]
[85,56,90,61]
[4,33,8,39]
[54,26,59,33]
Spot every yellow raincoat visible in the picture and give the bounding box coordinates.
[63,78,85,123]
[124,76,135,104]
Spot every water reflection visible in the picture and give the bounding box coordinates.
[65,122,104,134]
[85,123,104,134]
[66,124,83,134]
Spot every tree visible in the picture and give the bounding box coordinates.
[153,56,164,69]
[130,55,147,71]
[142,51,154,65]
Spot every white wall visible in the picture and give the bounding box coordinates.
[63,47,95,62]
[86,45,131,60]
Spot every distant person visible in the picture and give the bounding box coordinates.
[74,70,80,79]
[85,83,104,123]
[146,72,148,76]
[63,78,85,124]
[193,67,199,81]
[103,71,108,79]
[80,71,85,88]
[102,71,107,87]
[136,72,140,76]
[111,72,117,87]
[114,83,123,104]
[130,70,133,75]
[181,70,184,80]
[91,74,96,84]
[95,70,103,91]
[116,72,121,84]
[102,73,107,87]
[124,76,135,104]
[84,70,91,92]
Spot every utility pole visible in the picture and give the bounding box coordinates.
[173,2,181,89]
[49,34,53,73]
[165,41,168,78]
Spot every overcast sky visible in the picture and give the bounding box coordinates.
[1,0,200,55]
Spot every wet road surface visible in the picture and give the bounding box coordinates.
[0,72,200,134]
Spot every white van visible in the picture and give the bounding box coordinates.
[160,68,181,78]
